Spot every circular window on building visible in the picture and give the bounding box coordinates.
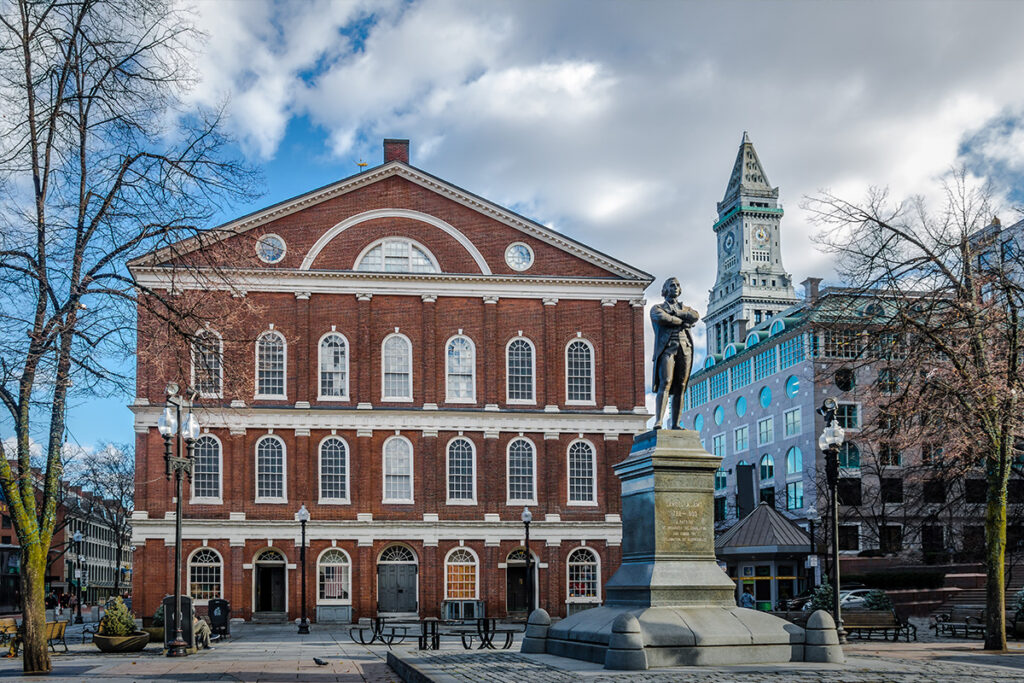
[735,396,747,417]
[505,242,534,271]
[694,414,704,432]
[785,375,800,398]
[759,386,772,408]
[835,368,855,392]
[714,405,724,426]
[256,234,286,264]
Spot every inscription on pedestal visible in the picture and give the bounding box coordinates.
[657,494,712,554]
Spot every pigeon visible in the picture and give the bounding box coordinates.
[313,657,329,666]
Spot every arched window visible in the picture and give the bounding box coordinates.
[317,549,351,604]
[567,440,596,505]
[379,545,416,563]
[446,336,476,402]
[760,454,774,481]
[507,438,536,504]
[382,334,412,400]
[318,333,349,399]
[191,435,222,503]
[566,339,594,403]
[383,437,413,503]
[355,238,439,273]
[786,446,803,477]
[188,548,222,603]
[319,437,349,503]
[192,329,222,398]
[444,548,478,600]
[446,437,476,504]
[567,547,599,602]
[255,330,286,398]
[256,435,286,502]
[506,337,535,403]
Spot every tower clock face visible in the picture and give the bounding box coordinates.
[723,231,736,254]
[754,226,769,243]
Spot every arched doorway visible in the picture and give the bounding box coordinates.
[376,545,417,615]
[505,548,537,615]
[253,549,287,618]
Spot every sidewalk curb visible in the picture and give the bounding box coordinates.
[387,651,457,683]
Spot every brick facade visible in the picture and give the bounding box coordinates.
[130,140,651,623]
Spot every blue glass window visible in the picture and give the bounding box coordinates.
[714,405,724,426]
[759,386,772,408]
[694,414,704,433]
[785,375,799,398]
[735,396,747,417]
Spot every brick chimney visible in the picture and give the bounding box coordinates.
[801,277,822,304]
[383,138,409,164]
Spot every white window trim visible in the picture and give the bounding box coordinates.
[836,400,863,432]
[565,546,601,604]
[759,454,775,484]
[353,236,441,273]
[566,439,598,507]
[757,417,774,446]
[382,435,415,504]
[255,434,288,504]
[255,233,287,264]
[783,407,802,438]
[254,329,288,400]
[443,547,480,601]
[381,332,414,402]
[186,547,224,606]
[506,437,538,506]
[714,467,728,492]
[733,425,750,453]
[504,241,535,271]
[785,480,805,511]
[505,336,537,405]
[318,435,351,505]
[444,334,477,404]
[711,432,727,459]
[445,436,477,506]
[190,328,223,399]
[316,547,352,605]
[317,331,351,401]
[564,338,597,406]
[189,434,224,505]
[785,446,804,480]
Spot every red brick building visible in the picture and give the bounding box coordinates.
[129,140,652,623]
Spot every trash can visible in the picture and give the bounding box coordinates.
[208,598,230,638]
[161,595,194,650]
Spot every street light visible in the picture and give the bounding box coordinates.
[817,397,847,644]
[805,507,820,589]
[521,507,534,614]
[296,504,310,634]
[73,530,84,624]
[157,382,200,657]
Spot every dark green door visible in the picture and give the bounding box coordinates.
[377,564,416,613]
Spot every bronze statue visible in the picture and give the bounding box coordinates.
[651,277,699,429]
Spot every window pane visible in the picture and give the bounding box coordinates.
[189,549,221,601]
[193,436,220,499]
[447,337,474,400]
[194,331,221,396]
[507,339,534,401]
[383,336,411,398]
[566,341,593,402]
[318,550,350,601]
[320,437,348,500]
[447,438,474,501]
[508,439,535,501]
[257,332,285,396]
[446,549,477,599]
[567,548,598,599]
[384,439,412,501]
[568,442,595,503]
[760,454,774,480]
[257,438,284,499]
[320,334,347,397]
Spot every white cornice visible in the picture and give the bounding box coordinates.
[131,404,649,436]
[130,267,648,301]
[129,163,652,281]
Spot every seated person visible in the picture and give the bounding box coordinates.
[192,611,212,650]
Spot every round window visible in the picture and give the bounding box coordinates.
[256,234,286,264]
[714,405,724,426]
[694,414,704,433]
[835,368,855,392]
[735,396,747,417]
[785,375,800,398]
[759,386,772,408]
[505,243,534,271]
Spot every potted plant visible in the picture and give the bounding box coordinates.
[142,603,165,644]
[92,597,150,652]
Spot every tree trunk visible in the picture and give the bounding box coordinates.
[113,544,122,593]
[20,546,51,674]
[984,462,1008,650]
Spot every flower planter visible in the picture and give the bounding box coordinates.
[142,626,164,644]
[92,631,150,653]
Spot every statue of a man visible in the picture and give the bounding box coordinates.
[651,277,699,429]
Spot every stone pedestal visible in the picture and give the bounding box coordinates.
[536,429,839,669]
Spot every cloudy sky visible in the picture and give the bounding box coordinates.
[65,0,1024,448]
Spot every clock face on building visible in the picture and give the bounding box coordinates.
[754,226,769,243]
[723,232,735,254]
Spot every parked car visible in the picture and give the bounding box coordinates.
[838,588,875,608]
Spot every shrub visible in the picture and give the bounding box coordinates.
[862,589,893,611]
[1014,588,1024,613]
[98,597,136,637]
[152,603,164,627]
[809,582,834,613]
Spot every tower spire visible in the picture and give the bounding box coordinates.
[719,132,775,213]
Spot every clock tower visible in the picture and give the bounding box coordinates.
[704,132,797,356]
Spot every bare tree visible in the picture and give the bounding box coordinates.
[806,171,1024,649]
[75,443,133,595]
[0,0,254,672]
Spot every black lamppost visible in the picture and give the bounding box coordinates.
[73,530,84,624]
[806,507,820,588]
[296,504,310,634]
[157,383,200,658]
[817,397,847,644]
[521,507,534,613]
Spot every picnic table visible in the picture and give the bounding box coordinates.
[440,617,518,650]
[349,617,409,648]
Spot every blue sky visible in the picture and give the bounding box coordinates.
[58,0,1024,450]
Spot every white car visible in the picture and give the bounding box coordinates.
[839,589,875,608]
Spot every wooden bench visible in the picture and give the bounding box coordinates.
[843,609,917,642]
[931,605,985,638]
[44,621,68,653]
